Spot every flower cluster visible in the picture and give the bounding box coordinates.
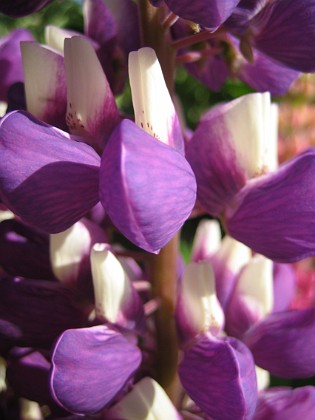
[1,0,315,419]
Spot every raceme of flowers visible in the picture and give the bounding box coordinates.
[1,0,315,419]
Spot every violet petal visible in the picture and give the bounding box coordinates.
[0,29,34,101]
[100,119,196,253]
[253,0,315,72]
[50,325,142,415]
[0,277,87,349]
[0,218,54,280]
[6,348,54,405]
[239,46,300,96]
[254,386,315,420]
[226,149,315,262]
[0,111,100,233]
[179,333,257,419]
[165,0,241,30]
[243,308,315,378]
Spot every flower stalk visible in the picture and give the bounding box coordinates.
[138,0,181,405]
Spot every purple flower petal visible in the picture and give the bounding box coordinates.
[165,0,241,30]
[0,29,34,101]
[50,325,142,415]
[226,149,315,262]
[0,218,54,280]
[6,348,54,405]
[100,119,196,253]
[179,333,257,419]
[243,308,315,378]
[0,111,100,233]
[254,386,315,420]
[0,0,53,17]
[252,0,315,72]
[0,277,87,349]
[238,45,300,96]
[186,54,229,92]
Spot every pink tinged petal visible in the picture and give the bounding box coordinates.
[176,261,224,346]
[64,36,119,153]
[50,325,142,415]
[243,308,315,378]
[252,0,315,72]
[273,263,296,312]
[107,377,182,420]
[0,0,53,17]
[129,47,185,155]
[211,236,251,309]
[186,92,275,216]
[226,149,315,263]
[90,244,145,332]
[226,255,273,338]
[191,219,222,263]
[50,218,107,296]
[99,119,196,253]
[0,29,34,101]
[0,111,100,234]
[179,333,257,419]
[165,0,241,30]
[21,41,67,130]
[254,386,315,420]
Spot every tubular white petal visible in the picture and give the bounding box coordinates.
[236,255,274,317]
[45,25,77,53]
[181,261,224,334]
[90,244,132,323]
[215,236,251,275]
[108,377,181,420]
[64,36,117,150]
[21,41,65,121]
[50,221,91,284]
[256,366,270,391]
[191,219,222,262]
[20,399,43,420]
[222,92,276,177]
[129,47,178,147]
[0,357,6,393]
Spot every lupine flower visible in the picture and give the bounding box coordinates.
[0,41,196,253]
[176,260,257,419]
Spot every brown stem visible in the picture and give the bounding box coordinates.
[137,0,181,405]
[148,235,181,404]
[138,0,176,93]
